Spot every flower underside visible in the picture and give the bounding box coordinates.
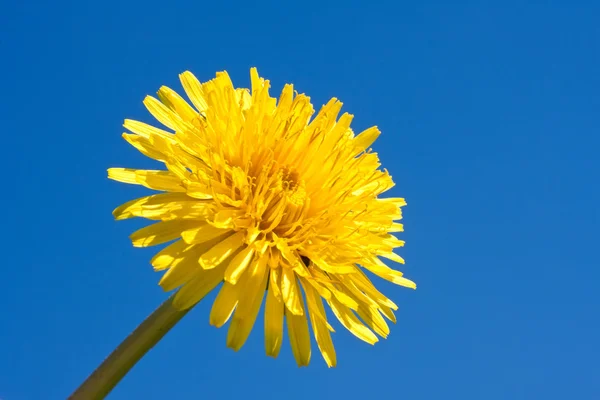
[108,68,415,367]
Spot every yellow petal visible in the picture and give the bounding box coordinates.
[224,246,255,284]
[226,256,268,351]
[378,197,407,207]
[211,209,246,229]
[390,275,416,289]
[303,295,335,331]
[387,223,404,232]
[123,119,174,141]
[352,172,394,197]
[135,170,185,192]
[381,252,404,264]
[352,126,380,153]
[356,305,390,339]
[308,255,356,274]
[150,240,190,271]
[268,265,282,298]
[181,224,231,244]
[143,95,182,131]
[157,85,198,122]
[112,192,202,221]
[107,168,137,184]
[286,307,311,367]
[130,220,198,247]
[159,236,229,291]
[277,241,309,277]
[199,231,245,269]
[159,254,201,291]
[172,263,227,309]
[280,267,303,316]
[265,269,284,358]
[235,88,251,110]
[329,287,359,310]
[303,281,337,367]
[185,181,213,200]
[350,270,399,310]
[163,157,192,181]
[209,281,240,328]
[362,258,416,289]
[378,305,397,323]
[250,67,263,98]
[303,278,332,302]
[122,133,166,162]
[179,71,209,113]
[327,297,378,345]
[337,274,379,309]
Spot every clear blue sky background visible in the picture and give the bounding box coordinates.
[1,1,599,399]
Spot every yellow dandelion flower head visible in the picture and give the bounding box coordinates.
[108,68,415,367]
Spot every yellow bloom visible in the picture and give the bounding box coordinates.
[108,68,415,367]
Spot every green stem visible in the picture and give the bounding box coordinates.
[69,293,190,400]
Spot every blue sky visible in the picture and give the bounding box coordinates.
[1,1,599,399]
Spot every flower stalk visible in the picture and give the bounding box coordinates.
[69,293,190,400]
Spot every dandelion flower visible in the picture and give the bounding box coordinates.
[108,68,415,367]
